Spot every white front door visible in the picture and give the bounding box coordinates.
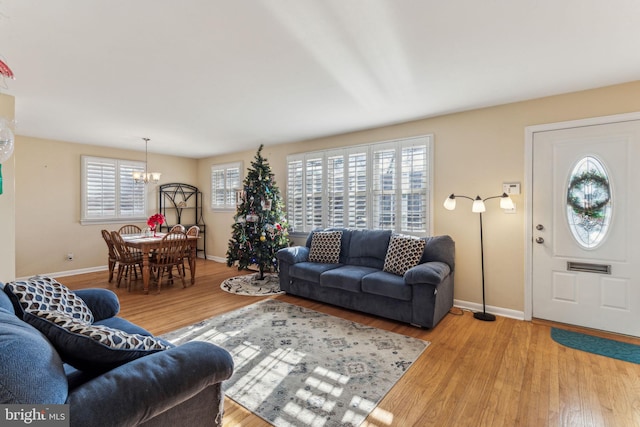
[531,119,640,337]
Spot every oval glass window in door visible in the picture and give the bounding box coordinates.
[566,156,612,248]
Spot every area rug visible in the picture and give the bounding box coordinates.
[163,299,429,427]
[220,272,284,296]
[551,327,640,364]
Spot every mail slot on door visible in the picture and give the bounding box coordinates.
[567,261,611,274]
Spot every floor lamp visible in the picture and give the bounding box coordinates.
[443,193,514,322]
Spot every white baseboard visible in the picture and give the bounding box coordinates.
[454,299,525,320]
[16,257,228,282]
[17,266,108,281]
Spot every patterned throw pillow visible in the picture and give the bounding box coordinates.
[4,276,94,323]
[23,310,173,372]
[308,231,343,264]
[383,234,426,276]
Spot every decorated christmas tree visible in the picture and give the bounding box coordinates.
[226,145,289,279]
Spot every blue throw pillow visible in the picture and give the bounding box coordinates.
[0,308,68,403]
[23,310,173,373]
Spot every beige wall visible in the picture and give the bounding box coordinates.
[10,81,640,312]
[15,136,198,277]
[0,93,15,280]
[199,80,640,313]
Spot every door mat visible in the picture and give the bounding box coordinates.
[163,299,429,427]
[551,327,640,364]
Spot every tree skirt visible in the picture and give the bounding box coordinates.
[163,300,429,427]
[220,272,284,296]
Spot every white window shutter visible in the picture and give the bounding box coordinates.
[285,135,432,235]
[81,156,146,224]
[211,162,243,210]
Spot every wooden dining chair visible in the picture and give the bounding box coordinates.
[118,224,142,236]
[101,229,118,283]
[150,231,190,292]
[110,231,144,291]
[186,225,200,238]
[183,225,200,273]
[170,224,186,233]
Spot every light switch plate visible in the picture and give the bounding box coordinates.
[503,182,521,195]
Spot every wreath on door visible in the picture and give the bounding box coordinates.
[566,170,610,218]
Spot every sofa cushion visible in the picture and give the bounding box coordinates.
[361,271,412,301]
[4,276,94,323]
[383,234,426,276]
[308,230,343,263]
[320,265,379,293]
[0,308,68,403]
[23,310,173,373]
[290,262,343,283]
[346,229,392,269]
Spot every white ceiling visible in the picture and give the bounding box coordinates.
[1,0,639,158]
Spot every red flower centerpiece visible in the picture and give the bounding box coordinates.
[147,213,165,237]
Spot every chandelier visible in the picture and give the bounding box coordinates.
[133,137,161,184]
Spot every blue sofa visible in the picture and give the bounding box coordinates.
[0,278,234,427]
[276,229,455,328]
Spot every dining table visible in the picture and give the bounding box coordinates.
[121,232,198,294]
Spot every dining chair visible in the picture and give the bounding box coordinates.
[170,224,186,233]
[150,231,190,292]
[110,231,144,291]
[101,229,118,283]
[186,225,200,237]
[118,224,142,236]
[183,225,200,273]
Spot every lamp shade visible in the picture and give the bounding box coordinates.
[443,195,456,210]
[472,196,486,213]
[500,195,514,210]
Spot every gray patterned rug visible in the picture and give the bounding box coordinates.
[163,299,429,427]
[220,272,284,296]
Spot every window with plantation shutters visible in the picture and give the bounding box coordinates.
[285,135,432,235]
[286,159,304,232]
[326,154,345,227]
[210,162,242,210]
[81,156,146,224]
[401,144,428,232]
[211,162,242,210]
[372,145,396,230]
[305,157,323,230]
[347,151,368,229]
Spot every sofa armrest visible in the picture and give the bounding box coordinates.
[276,246,310,264]
[67,341,234,427]
[73,289,120,321]
[404,262,451,286]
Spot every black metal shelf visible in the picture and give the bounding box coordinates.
[158,183,206,258]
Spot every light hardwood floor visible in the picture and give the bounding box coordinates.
[59,259,640,427]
